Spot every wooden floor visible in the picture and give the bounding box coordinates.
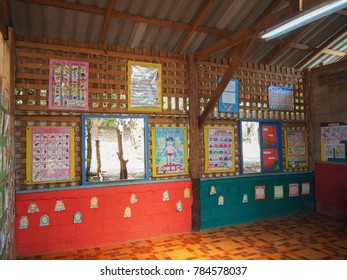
[19,212,347,260]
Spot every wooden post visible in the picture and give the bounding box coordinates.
[188,53,201,232]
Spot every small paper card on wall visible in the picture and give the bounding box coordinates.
[26,126,75,184]
[301,182,310,195]
[255,185,266,200]
[274,185,284,199]
[128,61,162,112]
[49,59,89,110]
[289,183,299,197]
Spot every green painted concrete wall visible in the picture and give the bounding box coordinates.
[200,172,314,230]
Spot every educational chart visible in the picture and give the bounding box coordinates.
[26,126,75,184]
[218,78,239,113]
[128,61,162,112]
[321,123,347,162]
[49,59,89,110]
[268,85,294,111]
[284,130,308,168]
[204,126,235,173]
[151,127,188,177]
[261,124,280,171]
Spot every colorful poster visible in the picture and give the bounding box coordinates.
[204,126,234,173]
[262,148,279,170]
[151,127,188,177]
[262,125,277,147]
[255,185,266,200]
[128,61,162,112]
[268,85,294,111]
[49,59,89,110]
[284,130,308,168]
[289,183,299,197]
[26,126,75,184]
[218,78,239,113]
[321,124,347,162]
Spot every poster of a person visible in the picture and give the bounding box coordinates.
[162,137,177,165]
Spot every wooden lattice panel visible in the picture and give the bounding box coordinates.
[15,40,189,115]
[197,60,310,178]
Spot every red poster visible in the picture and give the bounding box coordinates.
[262,148,278,169]
[262,125,277,147]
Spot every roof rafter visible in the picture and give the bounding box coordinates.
[1,0,9,40]
[260,22,315,64]
[199,0,286,128]
[174,0,213,54]
[198,38,255,129]
[99,0,117,44]
[196,6,291,61]
[296,25,347,69]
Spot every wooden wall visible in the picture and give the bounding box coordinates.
[0,28,16,259]
[14,36,311,191]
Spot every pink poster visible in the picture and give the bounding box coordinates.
[28,126,74,183]
[49,59,89,110]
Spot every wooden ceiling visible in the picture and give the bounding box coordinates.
[1,0,346,69]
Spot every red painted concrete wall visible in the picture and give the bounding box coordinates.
[15,180,192,257]
[314,163,347,217]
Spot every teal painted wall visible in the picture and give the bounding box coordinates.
[200,172,314,230]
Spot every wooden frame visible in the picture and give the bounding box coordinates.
[151,127,188,177]
[204,125,235,173]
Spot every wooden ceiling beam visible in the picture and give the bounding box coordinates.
[296,25,347,69]
[198,38,254,129]
[200,0,286,127]
[196,6,291,61]
[99,0,116,44]
[261,22,315,64]
[1,0,9,40]
[174,0,213,54]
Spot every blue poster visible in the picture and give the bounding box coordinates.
[152,127,188,177]
[218,78,239,113]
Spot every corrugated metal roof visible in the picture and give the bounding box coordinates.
[3,0,347,69]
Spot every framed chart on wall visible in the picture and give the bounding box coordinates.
[321,123,347,162]
[204,126,235,173]
[128,61,162,112]
[268,85,294,111]
[218,78,239,113]
[151,127,188,177]
[49,59,89,111]
[284,130,308,168]
[26,126,75,184]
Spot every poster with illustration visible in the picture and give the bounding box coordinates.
[49,59,89,110]
[321,123,347,162]
[284,130,308,168]
[289,183,299,197]
[151,127,188,177]
[204,126,235,173]
[268,85,294,111]
[218,78,239,113]
[255,185,266,200]
[128,61,162,112]
[26,126,75,184]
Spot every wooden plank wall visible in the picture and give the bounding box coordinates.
[14,36,311,191]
